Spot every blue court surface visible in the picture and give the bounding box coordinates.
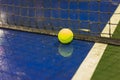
[0,0,119,80]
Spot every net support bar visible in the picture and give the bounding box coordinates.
[0,24,120,46]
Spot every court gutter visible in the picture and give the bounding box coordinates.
[72,4,120,80]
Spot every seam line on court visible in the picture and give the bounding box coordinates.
[72,4,120,80]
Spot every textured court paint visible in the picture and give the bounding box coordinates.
[0,0,119,80]
[0,29,93,80]
[72,4,120,80]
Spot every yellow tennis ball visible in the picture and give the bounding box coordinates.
[58,28,73,44]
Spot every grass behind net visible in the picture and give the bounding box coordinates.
[91,21,120,80]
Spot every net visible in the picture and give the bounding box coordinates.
[0,0,120,45]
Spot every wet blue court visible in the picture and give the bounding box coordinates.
[0,0,119,80]
[0,29,93,80]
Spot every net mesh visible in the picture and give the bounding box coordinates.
[0,0,120,45]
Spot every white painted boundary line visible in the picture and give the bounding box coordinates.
[72,4,120,80]
[101,5,120,37]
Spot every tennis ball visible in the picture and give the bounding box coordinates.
[58,28,73,44]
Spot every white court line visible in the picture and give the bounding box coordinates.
[72,4,120,80]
